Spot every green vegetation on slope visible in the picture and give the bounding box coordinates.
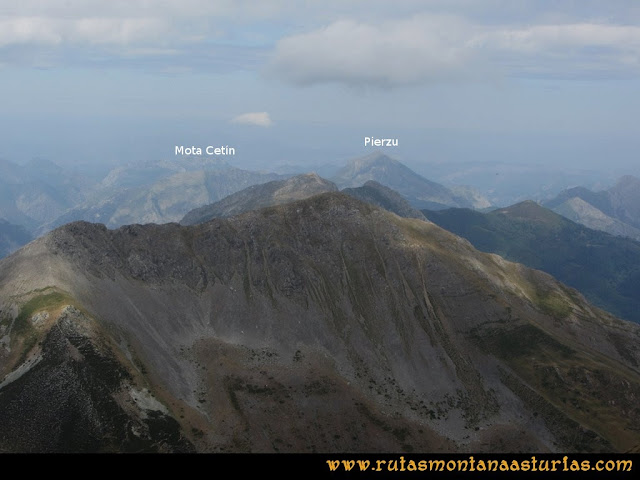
[423,202,640,323]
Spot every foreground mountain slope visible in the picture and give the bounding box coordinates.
[423,201,640,323]
[1,193,640,452]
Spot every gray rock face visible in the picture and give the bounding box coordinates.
[1,193,640,452]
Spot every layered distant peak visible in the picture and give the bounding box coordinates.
[493,200,566,228]
[544,175,640,238]
[553,197,640,241]
[612,175,640,191]
[608,175,640,229]
[180,173,338,225]
[24,158,64,176]
[272,172,335,198]
[332,152,422,188]
[342,180,427,220]
[40,167,285,234]
[0,218,33,259]
[449,185,493,210]
[543,186,610,212]
[346,152,402,170]
[332,152,474,210]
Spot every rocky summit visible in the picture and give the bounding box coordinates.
[1,193,640,452]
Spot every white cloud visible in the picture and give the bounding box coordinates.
[231,112,273,127]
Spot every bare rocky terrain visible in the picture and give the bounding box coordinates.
[1,193,640,452]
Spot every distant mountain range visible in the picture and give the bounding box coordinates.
[2,193,640,452]
[2,153,495,241]
[423,201,640,323]
[544,176,640,241]
[0,158,90,231]
[40,166,285,234]
[414,160,613,208]
[6,154,639,244]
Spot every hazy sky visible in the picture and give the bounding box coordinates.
[1,0,639,174]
